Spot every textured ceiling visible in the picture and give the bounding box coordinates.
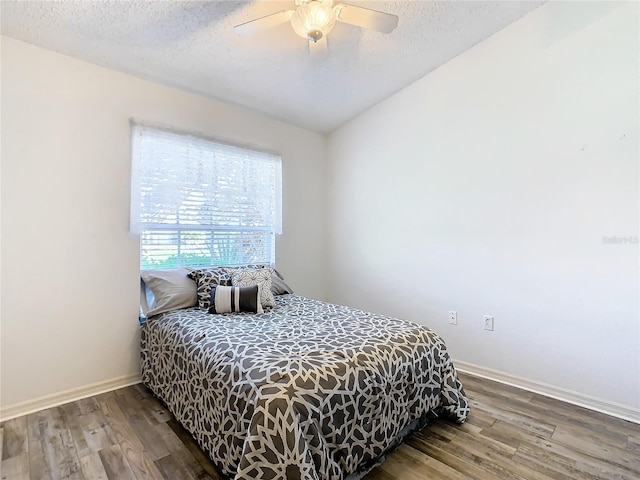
[0,0,544,133]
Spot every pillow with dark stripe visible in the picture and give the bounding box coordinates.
[208,285,263,314]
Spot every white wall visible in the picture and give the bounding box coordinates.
[1,36,326,409]
[326,1,639,410]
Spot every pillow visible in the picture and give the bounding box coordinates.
[212,265,292,295]
[231,267,276,308]
[140,267,197,317]
[208,285,263,314]
[140,278,151,317]
[188,267,233,309]
[271,270,294,295]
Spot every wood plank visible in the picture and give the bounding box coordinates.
[413,430,526,480]
[155,422,185,453]
[479,419,548,450]
[528,392,640,437]
[551,426,640,474]
[95,391,145,453]
[96,392,166,478]
[467,396,556,438]
[40,407,83,480]
[0,452,30,480]
[154,454,193,480]
[116,386,160,426]
[394,444,472,479]
[514,440,624,480]
[76,397,101,416]
[119,437,166,480]
[524,434,640,480]
[97,443,137,480]
[111,387,149,424]
[428,421,517,456]
[26,410,52,480]
[463,387,560,436]
[77,412,117,454]
[60,401,92,457]
[416,423,557,480]
[166,419,225,480]
[462,375,636,445]
[377,448,441,480]
[628,434,640,455]
[79,452,109,480]
[406,435,505,480]
[1,416,28,461]
[361,467,399,480]
[509,392,631,448]
[458,373,535,402]
[113,391,171,461]
[463,406,497,429]
[126,417,171,461]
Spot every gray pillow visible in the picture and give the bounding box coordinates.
[140,278,151,317]
[140,267,197,317]
[271,271,293,295]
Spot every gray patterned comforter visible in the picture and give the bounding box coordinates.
[140,294,469,480]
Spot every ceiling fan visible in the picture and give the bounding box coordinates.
[234,0,398,60]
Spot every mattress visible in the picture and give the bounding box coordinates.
[140,294,469,479]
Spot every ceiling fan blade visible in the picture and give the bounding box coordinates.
[234,10,294,36]
[309,35,328,62]
[335,4,398,33]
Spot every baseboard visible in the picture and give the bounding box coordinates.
[0,374,141,422]
[453,359,640,424]
[3,364,638,425]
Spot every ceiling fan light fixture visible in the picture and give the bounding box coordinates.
[234,0,399,59]
[291,0,336,42]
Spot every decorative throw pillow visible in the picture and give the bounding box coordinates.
[188,267,233,309]
[208,285,263,314]
[140,267,197,317]
[231,267,276,309]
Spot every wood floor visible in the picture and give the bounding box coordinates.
[1,372,638,479]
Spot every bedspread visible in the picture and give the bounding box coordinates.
[141,294,469,480]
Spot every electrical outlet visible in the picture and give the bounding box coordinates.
[449,311,457,325]
[484,315,494,331]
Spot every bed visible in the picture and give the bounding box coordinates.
[140,274,469,480]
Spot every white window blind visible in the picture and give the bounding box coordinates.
[130,123,282,270]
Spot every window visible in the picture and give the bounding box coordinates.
[130,123,282,270]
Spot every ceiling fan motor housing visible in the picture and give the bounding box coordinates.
[307,29,324,42]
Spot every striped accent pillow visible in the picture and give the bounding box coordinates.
[208,285,263,314]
